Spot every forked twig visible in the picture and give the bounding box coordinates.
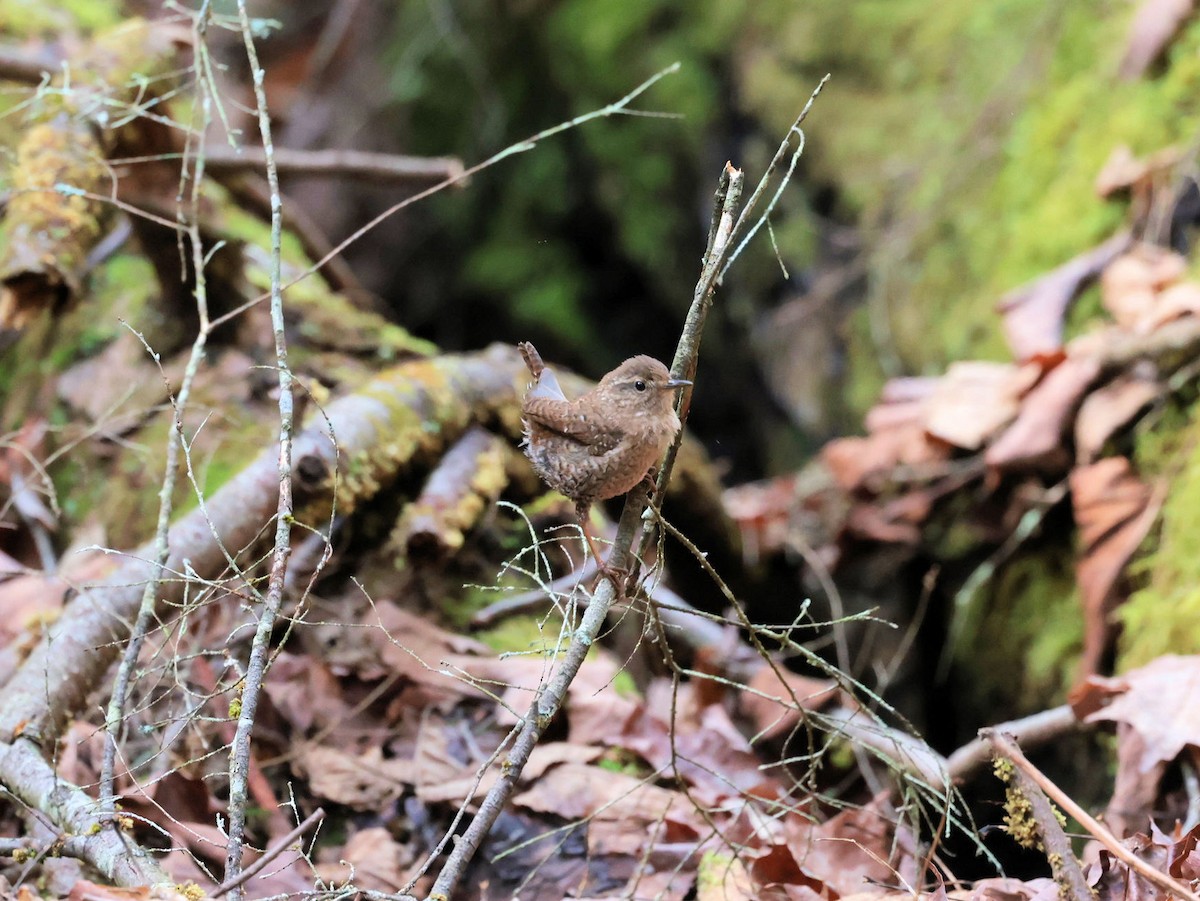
[212,807,325,898]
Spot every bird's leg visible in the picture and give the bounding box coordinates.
[575,500,629,584]
[574,500,607,567]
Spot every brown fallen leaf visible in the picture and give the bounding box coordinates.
[924,361,1043,450]
[985,357,1101,470]
[822,424,949,491]
[786,795,917,897]
[1079,655,1200,773]
[740,664,839,741]
[66,881,152,901]
[1086,820,1200,900]
[1096,145,1183,198]
[1118,0,1198,80]
[416,740,602,805]
[1074,369,1162,463]
[865,376,940,432]
[952,877,1061,900]
[367,600,493,707]
[621,681,778,806]
[317,827,413,893]
[1105,724,1170,839]
[722,474,798,564]
[293,744,411,809]
[822,376,964,491]
[1070,459,1163,678]
[262,652,355,735]
[512,761,696,829]
[1101,245,1188,329]
[998,232,1132,360]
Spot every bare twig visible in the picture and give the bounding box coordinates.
[209,62,684,331]
[203,145,464,186]
[948,706,1078,782]
[212,807,325,898]
[223,3,296,894]
[426,496,647,899]
[98,7,218,823]
[985,728,1200,901]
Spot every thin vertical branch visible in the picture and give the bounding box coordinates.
[426,498,645,900]
[223,3,295,895]
[427,76,830,894]
[98,4,217,818]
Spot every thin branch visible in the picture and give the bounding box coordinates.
[426,496,647,899]
[98,10,218,822]
[224,3,296,894]
[985,732,1091,901]
[202,145,464,186]
[209,61,683,331]
[948,706,1078,782]
[427,76,831,896]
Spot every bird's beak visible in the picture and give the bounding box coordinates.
[665,378,692,389]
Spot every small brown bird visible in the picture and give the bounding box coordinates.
[518,341,691,570]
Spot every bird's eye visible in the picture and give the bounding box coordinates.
[634,380,647,391]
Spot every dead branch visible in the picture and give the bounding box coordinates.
[0,20,184,330]
[985,727,1200,901]
[0,739,167,885]
[223,8,295,890]
[392,425,508,563]
[0,346,527,886]
[212,807,325,898]
[203,145,465,186]
[986,730,1092,901]
[947,705,1079,782]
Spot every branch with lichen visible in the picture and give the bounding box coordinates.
[391,425,510,563]
[0,19,184,329]
[0,347,528,885]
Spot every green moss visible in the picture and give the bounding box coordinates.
[597,747,650,776]
[0,0,121,35]
[743,2,1200,415]
[959,551,1082,713]
[1120,402,1200,666]
[472,614,566,656]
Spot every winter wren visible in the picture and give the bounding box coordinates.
[518,341,691,568]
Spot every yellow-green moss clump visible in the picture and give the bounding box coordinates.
[960,551,1082,716]
[1121,402,1200,666]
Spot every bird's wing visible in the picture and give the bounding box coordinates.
[522,400,624,455]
